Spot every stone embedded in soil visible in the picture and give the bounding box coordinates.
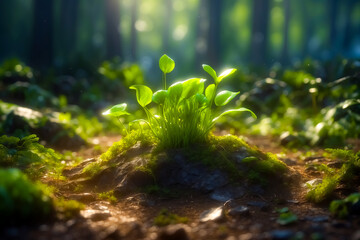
[305,215,329,223]
[303,178,323,188]
[246,201,270,211]
[227,205,250,218]
[269,229,295,240]
[210,186,245,202]
[157,224,190,240]
[80,209,111,222]
[200,207,225,223]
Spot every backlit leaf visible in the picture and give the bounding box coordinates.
[159,54,175,74]
[214,90,239,106]
[181,78,206,99]
[202,64,217,82]
[168,81,183,101]
[217,68,237,84]
[102,103,130,117]
[152,90,168,104]
[212,107,257,123]
[205,84,216,101]
[130,85,153,107]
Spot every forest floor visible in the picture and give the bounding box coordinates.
[2,134,360,240]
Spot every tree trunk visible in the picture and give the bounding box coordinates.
[30,0,54,69]
[162,0,172,53]
[130,0,138,61]
[59,0,79,64]
[207,0,222,68]
[281,0,290,65]
[342,0,356,55]
[250,0,270,65]
[195,0,209,68]
[104,0,123,59]
[328,0,339,57]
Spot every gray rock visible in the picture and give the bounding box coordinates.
[247,201,269,211]
[305,215,329,223]
[228,206,250,218]
[89,212,112,222]
[270,230,294,240]
[200,207,225,222]
[352,230,360,240]
[210,186,245,202]
[303,179,322,188]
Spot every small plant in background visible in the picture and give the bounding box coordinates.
[153,209,188,226]
[330,193,360,218]
[276,207,298,225]
[103,54,256,149]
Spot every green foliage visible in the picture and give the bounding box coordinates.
[0,134,62,178]
[276,208,298,225]
[153,209,188,226]
[0,168,54,225]
[54,198,85,220]
[103,55,256,149]
[330,193,360,218]
[98,190,117,204]
[0,58,33,79]
[306,149,360,203]
[82,130,155,177]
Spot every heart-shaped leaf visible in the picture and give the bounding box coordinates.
[202,64,217,82]
[214,90,239,106]
[159,54,175,74]
[212,107,257,123]
[102,103,130,117]
[153,90,168,104]
[217,68,237,84]
[130,85,153,107]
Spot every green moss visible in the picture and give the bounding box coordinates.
[306,149,360,203]
[54,198,85,219]
[306,176,339,203]
[0,168,55,225]
[82,129,155,177]
[98,190,117,204]
[153,209,188,226]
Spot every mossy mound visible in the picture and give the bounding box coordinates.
[69,130,292,200]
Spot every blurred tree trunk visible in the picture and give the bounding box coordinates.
[30,0,54,69]
[60,0,79,63]
[250,0,270,65]
[104,0,123,59]
[195,0,209,69]
[281,0,290,65]
[343,0,356,55]
[300,0,313,58]
[328,0,339,56]
[163,0,172,53]
[130,0,138,61]
[207,0,222,68]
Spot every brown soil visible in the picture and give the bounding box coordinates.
[2,134,360,240]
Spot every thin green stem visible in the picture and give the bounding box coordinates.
[117,117,128,135]
[163,72,167,90]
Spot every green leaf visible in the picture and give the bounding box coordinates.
[102,103,130,117]
[168,81,183,101]
[159,54,175,74]
[214,90,239,107]
[205,84,216,101]
[212,107,257,123]
[276,212,298,225]
[152,90,168,104]
[202,64,217,82]
[217,68,237,84]
[130,85,153,107]
[195,93,209,105]
[181,78,206,99]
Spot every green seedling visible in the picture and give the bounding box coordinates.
[103,54,256,149]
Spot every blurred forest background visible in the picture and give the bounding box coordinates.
[1,0,360,82]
